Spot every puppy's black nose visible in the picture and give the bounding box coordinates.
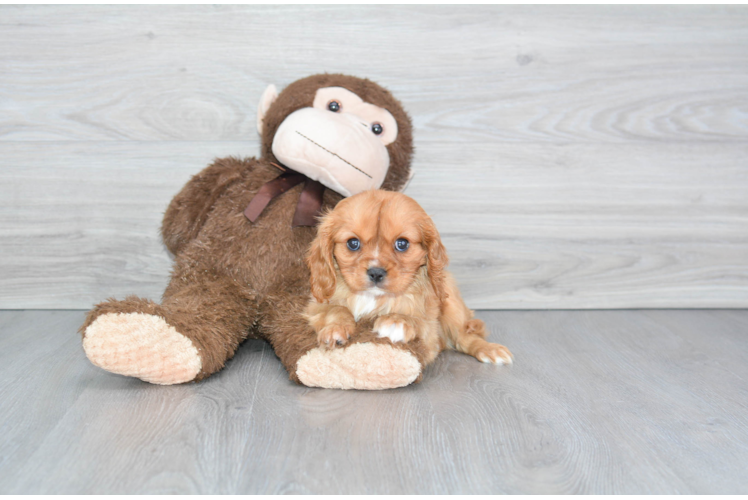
[367,267,387,284]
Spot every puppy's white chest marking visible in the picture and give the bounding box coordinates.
[352,291,380,321]
[374,322,405,343]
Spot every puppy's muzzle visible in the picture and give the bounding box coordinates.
[367,267,387,284]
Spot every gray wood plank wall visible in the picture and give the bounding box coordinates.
[1,5,747,309]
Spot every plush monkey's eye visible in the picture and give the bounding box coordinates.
[327,100,341,112]
[371,123,383,135]
[347,238,361,251]
[394,238,409,252]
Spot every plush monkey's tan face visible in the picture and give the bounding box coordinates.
[259,86,399,197]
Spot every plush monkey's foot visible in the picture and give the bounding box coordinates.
[83,312,202,385]
[295,342,421,390]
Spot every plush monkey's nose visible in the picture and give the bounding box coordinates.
[367,267,387,284]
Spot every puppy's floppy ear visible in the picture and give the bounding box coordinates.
[306,211,338,302]
[420,215,449,305]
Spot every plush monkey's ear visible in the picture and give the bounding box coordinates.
[306,213,338,302]
[256,84,278,136]
[398,170,416,193]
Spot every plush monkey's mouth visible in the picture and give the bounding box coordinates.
[295,131,372,179]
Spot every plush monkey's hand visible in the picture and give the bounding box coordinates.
[161,157,253,255]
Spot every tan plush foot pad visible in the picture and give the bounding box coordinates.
[83,312,202,385]
[296,342,421,390]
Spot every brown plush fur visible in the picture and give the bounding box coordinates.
[80,74,417,383]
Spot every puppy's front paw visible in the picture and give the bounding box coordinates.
[474,342,514,365]
[373,315,416,343]
[317,322,354,348]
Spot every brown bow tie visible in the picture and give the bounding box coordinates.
[243,167,325,227]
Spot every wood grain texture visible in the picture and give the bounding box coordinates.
[1,141,747,309]
[1,309,747,494]
[0,141,249,308]
[1,5,747,308]
[2,6,747,143]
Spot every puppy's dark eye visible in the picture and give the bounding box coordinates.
[395,238,409,252]
[347,238,361,251]
[371,123,383,135]
[328,100,341,112]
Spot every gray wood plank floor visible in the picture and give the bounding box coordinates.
[1,310,746,494]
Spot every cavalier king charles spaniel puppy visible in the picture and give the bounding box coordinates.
[304,190,513,367]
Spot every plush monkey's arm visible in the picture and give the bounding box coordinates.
[162,157,256,255]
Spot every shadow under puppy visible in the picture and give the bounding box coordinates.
[305,190,513,368]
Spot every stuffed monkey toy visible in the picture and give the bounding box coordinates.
[80,74,428,389]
